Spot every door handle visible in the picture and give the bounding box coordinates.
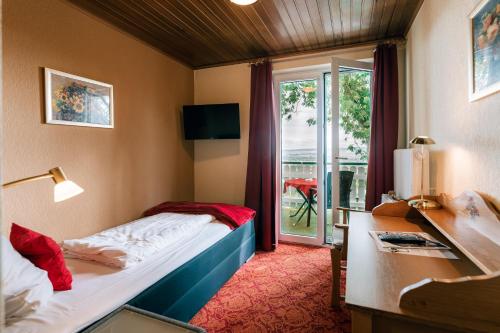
[335,156,348,160]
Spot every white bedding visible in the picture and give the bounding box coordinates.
[63,213,214,268]
[6,221,231,333]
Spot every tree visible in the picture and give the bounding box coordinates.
[280,72,371,161]
[337,72,371,161]
[279,80,317,121]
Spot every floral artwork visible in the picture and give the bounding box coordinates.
[469,0,500,101]
[45,69,113,128]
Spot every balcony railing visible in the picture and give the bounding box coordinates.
[282,161,368,210]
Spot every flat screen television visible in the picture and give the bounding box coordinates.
[183,103,240,140]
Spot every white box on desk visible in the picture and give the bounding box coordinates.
[394,148,429,200]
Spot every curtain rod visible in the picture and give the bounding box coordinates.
[247,37,406,66]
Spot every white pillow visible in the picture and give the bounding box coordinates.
[1,235,53,325]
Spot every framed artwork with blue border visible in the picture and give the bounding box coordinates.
[468,0,500,101]
[45,68,114,128]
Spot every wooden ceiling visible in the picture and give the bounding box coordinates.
[69,0,423,69]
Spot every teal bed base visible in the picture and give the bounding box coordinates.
[127,220,255,322]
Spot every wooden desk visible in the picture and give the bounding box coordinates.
[345,212,483,332]
[343,190,500,333]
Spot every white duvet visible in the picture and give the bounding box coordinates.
[62,213,214,268]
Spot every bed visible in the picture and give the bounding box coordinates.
[5,219,255,333]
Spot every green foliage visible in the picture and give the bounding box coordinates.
[338,72,371,161]
[280,80,317,121]
[280,72,371,161]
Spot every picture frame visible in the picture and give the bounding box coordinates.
[45,68,114,128]
[468,0,500,102]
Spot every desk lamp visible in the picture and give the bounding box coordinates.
[3,167,84,202]
[407,136,441,210]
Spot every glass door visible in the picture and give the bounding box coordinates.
[326,58,373,243]
[275,69,326,246]
[275,60,372,245]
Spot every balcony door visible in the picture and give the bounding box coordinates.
[275,68,327,246]
[275,59,372,245]
[327,58,372,242]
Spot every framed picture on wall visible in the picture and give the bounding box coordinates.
[45,68,114,128]
[468,0,500,101]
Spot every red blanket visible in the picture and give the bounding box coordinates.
[143,202,256,230]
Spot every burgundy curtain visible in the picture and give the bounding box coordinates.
[365,44,399,211]
[245,61,276,251]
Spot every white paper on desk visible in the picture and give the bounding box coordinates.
[369,231,459,260]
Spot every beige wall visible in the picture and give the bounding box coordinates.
[193,48,374,205]
[194,64,250,205]
[407,0,500,208]
[2,0,194,241]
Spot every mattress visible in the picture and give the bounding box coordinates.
[5,221,231,333]
[128,219,255,321]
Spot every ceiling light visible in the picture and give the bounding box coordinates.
[230,0,258,5]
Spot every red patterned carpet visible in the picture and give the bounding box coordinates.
[190,244,350,333]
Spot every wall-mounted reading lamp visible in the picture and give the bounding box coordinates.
[2,167,84,202]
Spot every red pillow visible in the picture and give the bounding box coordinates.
[10,223,72,291]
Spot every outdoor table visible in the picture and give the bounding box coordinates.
[283,178,317,227]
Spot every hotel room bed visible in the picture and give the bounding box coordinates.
[6,219,255,333]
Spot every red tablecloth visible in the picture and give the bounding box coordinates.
[283,178,317,195]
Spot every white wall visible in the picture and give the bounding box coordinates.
[193,47,375,205]
[406,0,500,208]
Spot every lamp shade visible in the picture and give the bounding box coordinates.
[410,136,436,145]
[2,166,84,203]
[230,0,257,5]
[54,180,84,203]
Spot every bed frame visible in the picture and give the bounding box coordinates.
[126,220,255,322]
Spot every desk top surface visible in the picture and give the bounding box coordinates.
[345,212,483,316]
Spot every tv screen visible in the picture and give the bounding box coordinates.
[183,103,240,140]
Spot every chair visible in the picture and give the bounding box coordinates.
[331,207,350,308]
[329,171,356,308]
[338,171,354,208]
[331,206,373,308]
[323,170,355,210]
[327,170,354,209]
[291,171,354,226]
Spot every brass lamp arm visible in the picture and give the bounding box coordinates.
[2,173,54,189]
[1,167,83,203]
